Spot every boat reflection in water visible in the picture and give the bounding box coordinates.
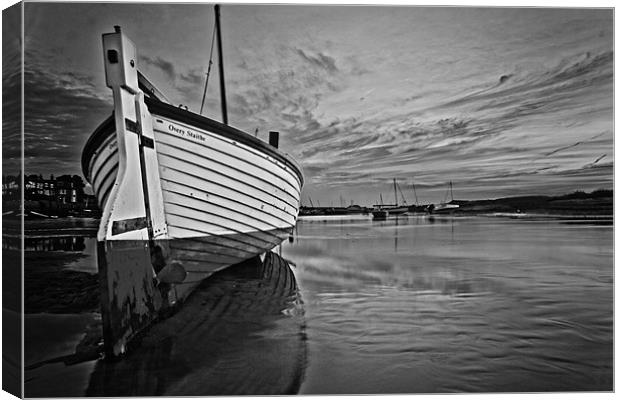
[85,250,307,396]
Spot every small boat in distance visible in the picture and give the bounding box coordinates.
[371,209,389,220]
[372,193,389,220]
[82,6,303,357]
[372,179,408,219]
[428,181,459,214]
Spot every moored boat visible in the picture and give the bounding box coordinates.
[371,209,389,220]
[428,181,459,214]
[372,178,408,219]
[82,8,303,357]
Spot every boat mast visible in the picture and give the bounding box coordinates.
[214,4,228,124]
[393,178,397,206]
[450,181,454,202]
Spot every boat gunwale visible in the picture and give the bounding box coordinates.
[81,97,304,187]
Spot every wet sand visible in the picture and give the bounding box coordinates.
[22,246,306,397]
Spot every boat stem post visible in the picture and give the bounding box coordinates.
[99,26,169,357]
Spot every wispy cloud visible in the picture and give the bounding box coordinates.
[15,4,613,204]
[295,48,338,73]
[21,51,112,175]
[544,131,608,157]
[142,55,176,80]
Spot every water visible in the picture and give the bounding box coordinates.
[283,215,613,393]
[19,215,613,395]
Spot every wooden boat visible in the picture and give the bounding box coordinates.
[82,7,303,357]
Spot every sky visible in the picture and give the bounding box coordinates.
[2,2,614,205]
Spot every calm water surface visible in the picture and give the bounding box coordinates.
[21,215,613,395]
[282,215,613,393]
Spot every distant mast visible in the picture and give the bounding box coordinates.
[412,182,419,206]
[450,181,454,202]
[214,4,228,124]
[393,178,398,206]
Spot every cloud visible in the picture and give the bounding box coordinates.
[2,53,22,174]
[295,49,338,73]
[435,50,613,118]
[141,55,176,80]
[19,52,113,176]
[295,48,338,73]
[543,131,608,157]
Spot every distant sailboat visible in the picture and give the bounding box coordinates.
[387,179,409,215]
[372,179,409,219]
[372,193,389,220]
[428,181,459,214]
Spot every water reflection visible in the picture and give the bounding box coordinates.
[283,215,613,393]
[3,235,88,252]
[85,251,306,396]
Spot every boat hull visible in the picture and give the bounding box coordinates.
[84,105,302,275]
[430,203,460,214]
[83,98,303,355]
[85,101,302,236]
[372,210,389,220]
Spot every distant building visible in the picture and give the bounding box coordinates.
[22,174,85,204]
[2,174,20,199]
[3,174,99,217]
[2,175,91,204]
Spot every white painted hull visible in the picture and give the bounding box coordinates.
[83,103,303,296]
[432,203,460,214]
[87,118,301,235]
